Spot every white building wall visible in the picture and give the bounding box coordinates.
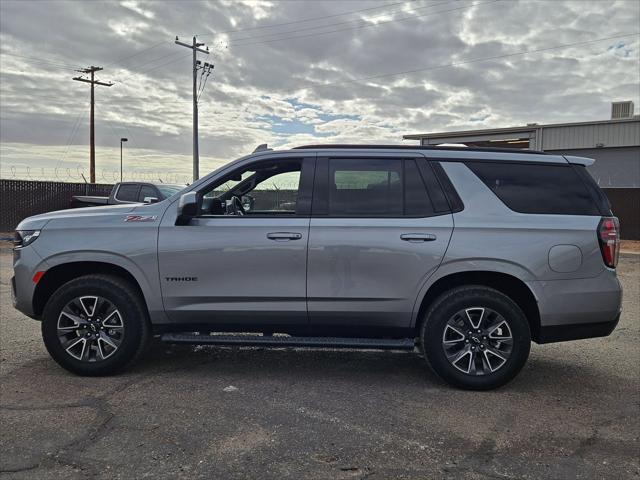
[541,120,640,150]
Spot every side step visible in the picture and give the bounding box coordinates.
[160,333,416,351]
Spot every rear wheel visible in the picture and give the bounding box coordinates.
[42,275,150,376]
[420,285,531,390]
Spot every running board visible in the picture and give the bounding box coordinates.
[160,333,416,351]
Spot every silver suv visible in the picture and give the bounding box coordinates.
[11,145,622,390]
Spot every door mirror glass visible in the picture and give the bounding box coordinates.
[176,192,198,225]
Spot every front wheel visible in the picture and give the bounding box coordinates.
[42,274,150,376]
[420,286,531,390]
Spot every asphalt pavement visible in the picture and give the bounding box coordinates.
[0,246,638,479]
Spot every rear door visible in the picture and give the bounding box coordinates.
[307,153,454,336]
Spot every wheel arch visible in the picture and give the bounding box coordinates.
[33,261,147,319]
[414,271,541,342]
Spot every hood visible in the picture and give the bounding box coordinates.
[16,204,138,231]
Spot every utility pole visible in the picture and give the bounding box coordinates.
[175,36,209,181]
[73,66,113,183]
[120,138,128,182]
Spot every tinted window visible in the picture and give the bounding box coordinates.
[467,162,600,215]
[572,165,611,214]
[329,159,402,216]
[405,160,435,216]
[138,185,157,202]
[116,184,139,202]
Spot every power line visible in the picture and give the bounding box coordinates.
[103,40,169,67]
[198,1,414,36]
[1,51,80,69]
[132,52,193,76]
[126,50,186,72]
[53,106,89,178]
[227,0,452,43]
[229,1,497,48]
[1,52,81,71]
[197,63,214,102]
[311,32,640,89]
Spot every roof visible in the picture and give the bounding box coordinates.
[403,116,640,140]
[292,144,548,155]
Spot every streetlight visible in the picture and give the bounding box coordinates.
[120,138,128,182]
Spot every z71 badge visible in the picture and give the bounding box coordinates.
[124,215,158,222]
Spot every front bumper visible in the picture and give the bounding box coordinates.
[12,246,47,319]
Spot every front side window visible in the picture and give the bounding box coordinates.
[199,160,302,216]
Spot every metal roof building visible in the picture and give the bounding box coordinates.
[403,102,640,188]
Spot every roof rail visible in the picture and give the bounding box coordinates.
[292,144,548,155]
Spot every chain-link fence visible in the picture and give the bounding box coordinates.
[0,165,190,185]
[0,179,113,231]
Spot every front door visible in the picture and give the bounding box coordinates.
[307,155,453,336]
[158,156,314,330]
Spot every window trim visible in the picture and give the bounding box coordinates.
[311,156,450,219]
[194,156,315,218]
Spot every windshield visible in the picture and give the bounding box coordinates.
[156,184,185,198]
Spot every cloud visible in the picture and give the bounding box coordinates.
[0,0,638,181]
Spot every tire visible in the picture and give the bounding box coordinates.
[42,274,150,376]
[420,285,531,390]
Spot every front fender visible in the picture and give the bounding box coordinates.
[34,250,168,324]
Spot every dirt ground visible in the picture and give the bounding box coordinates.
[0,247,639,479]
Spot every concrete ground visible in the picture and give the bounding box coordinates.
[0,247,638,480]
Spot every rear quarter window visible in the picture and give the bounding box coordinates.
[115,184,140,202]
[467,162,600,215]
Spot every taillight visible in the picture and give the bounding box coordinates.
[597,216,620,268]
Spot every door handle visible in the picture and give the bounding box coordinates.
[267,232,303,241]
[400,233,437,242]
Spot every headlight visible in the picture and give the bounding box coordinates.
[13,230,41,249]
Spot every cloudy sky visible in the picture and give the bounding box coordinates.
[1,0,638,183]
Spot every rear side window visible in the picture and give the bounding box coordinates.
[324,158,439,217]
[467,162,600,215]
[115,184,139,202]
[329,159,403,216]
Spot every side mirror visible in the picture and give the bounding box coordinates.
[143,196,159,204]
[176,191,198,225]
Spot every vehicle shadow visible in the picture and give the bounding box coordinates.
[137,339,440,386]
[129,339,622,395]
